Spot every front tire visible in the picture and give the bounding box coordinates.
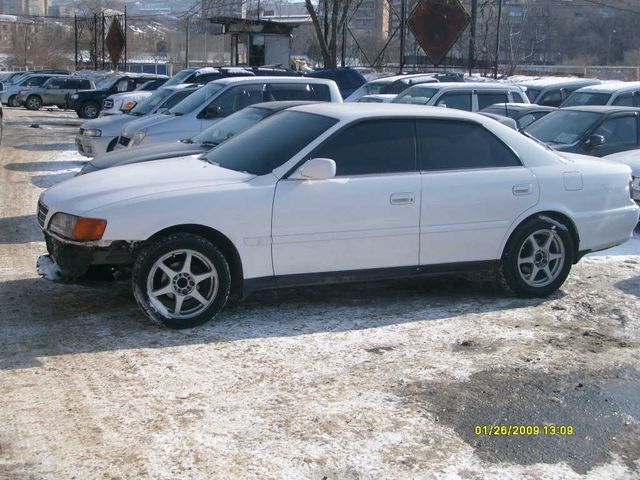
[7,95,17,107]
[26,95,42,110]
[80,101,100,119]
[499,216,574,297]
[132,233,231,329]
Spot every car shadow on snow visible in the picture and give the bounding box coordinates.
[0,214,42,244]
[615,275,640,298]
[0,273,557,370]
[15,143,77,151]
[30,171,79,189]
[4,160,85,172]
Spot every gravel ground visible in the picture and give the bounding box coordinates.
[0,108,639,480]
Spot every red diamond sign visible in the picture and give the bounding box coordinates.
[408,0,470,65]
[105,17,125,68]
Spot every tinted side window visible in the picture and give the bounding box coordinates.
[205,84,265,117]
[65,79,84,89]
[266,84,316,101]
[313,120,416,176]
[436,91,472,111]
[510,90,527,103]
[593,116,638,146]
[538,90,563,107]
[310,84,331,101]
[477,92,510,110]
[612,94,634,107]
[80,80,92,89]
[417,120,521,171]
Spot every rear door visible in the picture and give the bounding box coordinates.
[476,90,511,111]
[433,90,473,111]
[417,119,539,265]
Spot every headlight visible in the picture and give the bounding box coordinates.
[83,128,102,137]
[121,100,137,111]
[131,130,146,147]
[72,93,79,99]
[48,212,107,241]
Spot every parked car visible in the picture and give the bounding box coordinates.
[304,67,366,98]
[605,150,640,206]
[37,103,638,328]
[379,75,440,95]
[76,84,201,157]
[345,73,438,102]
[69,73,169,119]
[116,76,342,149]
[0,73,69,107]
[561,82,640,108]
[15,77,94,110]
[393,82,529,111]
[517,78,600,106]
[356,94,396,103]
[0,69,69,92]
[524,106,640,157]
[100,78,168,115]
[78,101,317,174]
[479,103,556,130]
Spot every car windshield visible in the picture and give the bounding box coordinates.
[524,110,602,144]
[393,87,439,105]
[169,83,224,115]
[192,106,273,145]
[95,76,120,90]
[524,87,540,102]
[162,69,196,87]
[561,91,611,107]
[202,111,338,175]
[129,88,175,115]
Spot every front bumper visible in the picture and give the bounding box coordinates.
[39,231,137,279]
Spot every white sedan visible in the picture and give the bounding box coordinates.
[37,104,639,328]
[605,149,640,205]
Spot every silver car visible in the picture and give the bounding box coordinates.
[76,84,200,157]
[17,77,95,110]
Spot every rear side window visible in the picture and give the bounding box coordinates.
[435,91,472,111]
[510,90,527,103]
[538,90,563,107]
[417,120,521,171]
[477,92,510,110]
[205,84,265,117]
[612,94,634,106]
[265,83,329,101]
[65,79,86,89]
[313,120,416,176]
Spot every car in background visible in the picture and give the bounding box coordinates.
[379,74,450,96]
[117,77,342,149]
[479,103,556,130]
[524,106,640,157]
[0,73,69,107]
[393,83,529,111]
[304,67,366,99]
[0,69,70,92]
[76,84,201,157]
[100,78,168,115]
[36,103,639,328]
[517,78,600,106]
[16,77,95,110]
[356,94,396,103]
[78,101,317,175]
[69,73,169,119]
[345,73,437,102]
[605,150,640,206]
[561,82,640,108]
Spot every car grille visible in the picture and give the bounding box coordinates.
[37,201,49,228]
[119,136,130,147]
[103,99,114,109]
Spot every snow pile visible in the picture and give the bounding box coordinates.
[36,255,62,281]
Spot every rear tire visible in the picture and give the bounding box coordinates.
[499,216,574,297]
[80,101,100,119]
[25,95,42,110]
[132,233,231,329]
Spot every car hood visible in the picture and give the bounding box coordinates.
[86,141,209,172]
[81,113,139,133]
[41,155,254,216]
[121,113,174,136]
[605,150,640,176]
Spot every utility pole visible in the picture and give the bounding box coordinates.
[124,6,128,71]
[74,15,78,69]
[93,13,98,70]
[493,0,503,78]
[399,0,406,72]
[101,12,105,70]
[185,15,190,70]
[468,0,477,75]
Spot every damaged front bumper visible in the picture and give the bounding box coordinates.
[37,232,137,281]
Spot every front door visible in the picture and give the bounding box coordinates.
[271,119,421,277]
[587,113,639,157]
[416,119,539,265]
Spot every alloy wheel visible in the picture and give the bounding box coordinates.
[517,228,565,287]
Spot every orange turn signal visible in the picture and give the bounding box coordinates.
[72,217,107,241]
[121,101,137,111]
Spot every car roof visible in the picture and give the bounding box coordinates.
[561,105,640,113]
[407,82,523,90]
[208,76,336,86]
[288,102,490,122]
[572,82,640,94]
[517,78,598,88]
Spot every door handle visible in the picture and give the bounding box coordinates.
[390,192,415,205]
[512,184,533,196]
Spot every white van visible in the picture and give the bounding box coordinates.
[117,77,342,148]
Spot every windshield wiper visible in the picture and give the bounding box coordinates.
[200,141,219,147]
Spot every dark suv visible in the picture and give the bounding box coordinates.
[304,67,366,99]
[70,74,168,119]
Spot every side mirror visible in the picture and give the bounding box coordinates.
[290,158,336,180]
[586,134,605,148]
[203,106,219,119]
